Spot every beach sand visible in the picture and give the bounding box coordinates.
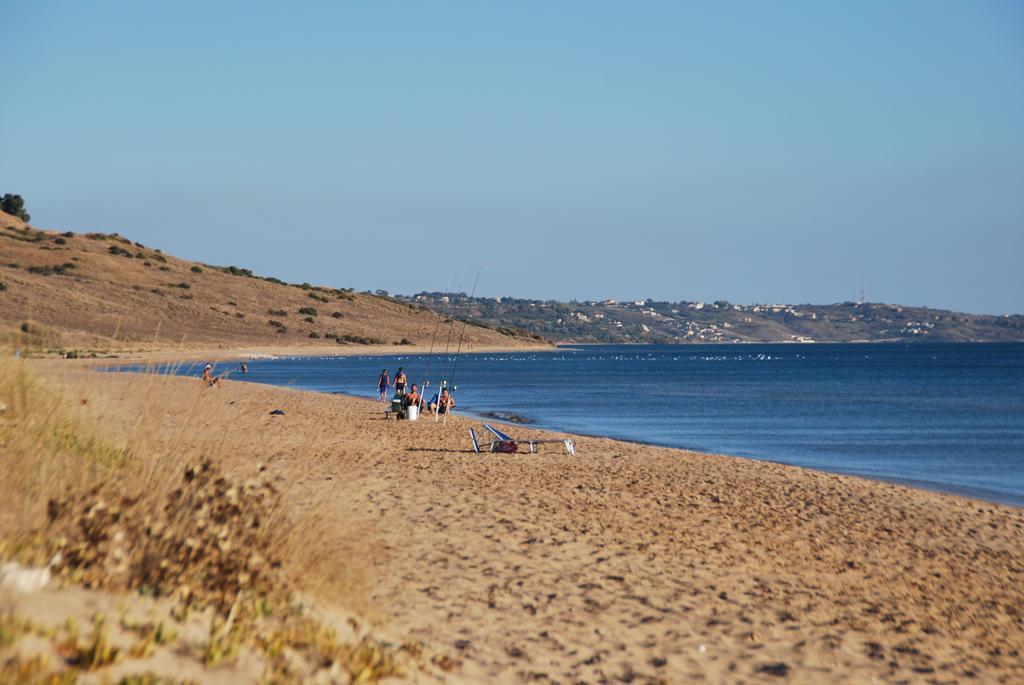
[10,362,1024,683]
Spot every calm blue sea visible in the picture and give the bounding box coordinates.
[147,344,1024,507]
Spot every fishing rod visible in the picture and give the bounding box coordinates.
[443,266,482,425]
[434,271,464,421]
[418,274,453,412]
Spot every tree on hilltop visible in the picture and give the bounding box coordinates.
[1,194,31,222]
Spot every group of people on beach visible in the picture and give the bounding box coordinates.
[377,366,454,415]
[199,361,451,416]
[200,360,247,387]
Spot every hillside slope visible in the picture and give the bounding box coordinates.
[0,211,544,353]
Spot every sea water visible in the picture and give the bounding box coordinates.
[144,343,1024,507]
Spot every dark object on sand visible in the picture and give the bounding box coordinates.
[269,409,286,415]
[756,663,790,677]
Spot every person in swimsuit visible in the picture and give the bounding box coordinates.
[394,367,407,393]
[404,384,421,409]
[201,363,219,387]
[437,387,455,414]
[376,368,390,402]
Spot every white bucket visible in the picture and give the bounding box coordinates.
[406,404,419,421]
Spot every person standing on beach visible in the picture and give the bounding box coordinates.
[201,363,219,387]
[394,367,407,394]
[377,368,390,402]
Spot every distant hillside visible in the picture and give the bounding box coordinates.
[397,292,1024,344]
[0,211,544,353]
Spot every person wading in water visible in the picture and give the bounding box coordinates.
[376,368,390,402]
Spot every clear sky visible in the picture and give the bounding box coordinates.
[3,1,1022,314]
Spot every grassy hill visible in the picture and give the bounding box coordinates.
[0,210,545,354]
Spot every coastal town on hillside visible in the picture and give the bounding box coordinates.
[396,292,1024,344]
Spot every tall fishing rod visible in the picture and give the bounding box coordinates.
[444,266,482,425]
[418,274,453,411]
[434,272,464,421]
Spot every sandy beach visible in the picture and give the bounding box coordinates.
[1,359,1019,683]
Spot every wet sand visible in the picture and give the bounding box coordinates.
[29,364,1024,683]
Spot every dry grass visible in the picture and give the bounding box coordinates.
[0,353,436,682]
[0,354,133,558]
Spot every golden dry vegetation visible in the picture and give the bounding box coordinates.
[0,354,454,684]
[0,210,544,355]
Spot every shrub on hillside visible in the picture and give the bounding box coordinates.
[302,316,314,323]
[191,265,203,273]
[308,332,320,339]
[308,292,328,303]
[28,263,75,276]
[159,265,170,271]
[222,265,253,277]
[267,320,286,329]
[395,338,414,345]
[336,334,385,345]
[298,307,317,316]
[268,309,287,317]
[171,282,190,289]
[331,311,344,318]
[1,193,30,222]
[0,281,7,292]
[53,237,67,245]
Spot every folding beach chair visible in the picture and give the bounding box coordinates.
[469,424,576,455]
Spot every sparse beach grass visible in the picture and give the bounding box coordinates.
[0,351,442,683]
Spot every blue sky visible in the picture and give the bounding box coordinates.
[3,1,1022,313]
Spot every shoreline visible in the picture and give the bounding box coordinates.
[294,383,1024,511]
[66,341,556,366]
[97,350,1024,511]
